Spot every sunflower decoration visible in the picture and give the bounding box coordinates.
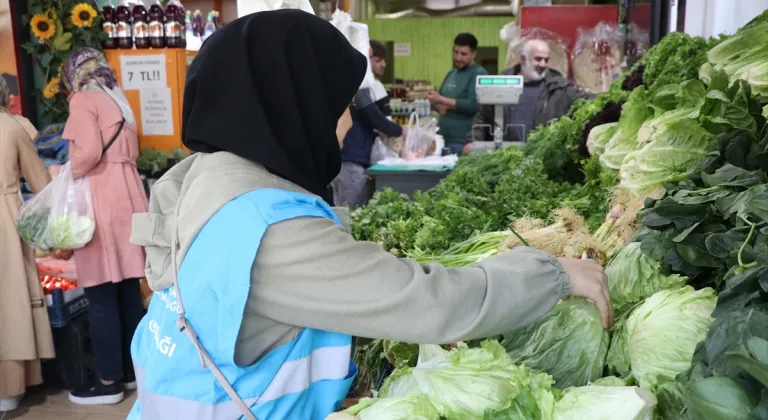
[43,76,61,99]
[45,8,58,21]
[30,14,56,40]
[71,3,98,28]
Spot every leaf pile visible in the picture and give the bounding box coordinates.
[351,147,600,256]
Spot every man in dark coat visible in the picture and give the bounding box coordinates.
[465,39,593,152]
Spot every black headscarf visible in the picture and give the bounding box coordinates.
[182,10,367,202]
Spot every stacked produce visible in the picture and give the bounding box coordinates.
[346,14,768,420]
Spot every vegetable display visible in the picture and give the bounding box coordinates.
[341,14,768,420]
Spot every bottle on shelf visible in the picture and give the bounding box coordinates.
[132,0,150,49]
[202,12,215,41]
[164,0,185,48]
[116,0,133,49]
[101,0,118,49]
[192,9,204,38]
[148,0,165,48]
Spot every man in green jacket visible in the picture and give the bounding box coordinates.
[466,39,593,150]
[427,33,487,156]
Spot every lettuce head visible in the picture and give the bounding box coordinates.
[586,122,618,157]
[553,385,657,420]
[604,242,688,309]
[599,87,653,170]
[625,286,716,390]
[379,341,556,419]
[343,395,440,420]
[501,298,609,388]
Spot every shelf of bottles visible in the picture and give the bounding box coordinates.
[387,80,435,125]
[101,0,222,52]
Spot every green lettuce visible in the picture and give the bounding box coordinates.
[344,395,440,420]
[604,242,688,309]
[636,80,706,147]
[501,298,609,388]
[47,215,95,250]
[625,286,716,390]
[619,119,715,197]
[553,385,657,420]
[379,341,556,419]
[586,122,618,157]
[600,87,654,170]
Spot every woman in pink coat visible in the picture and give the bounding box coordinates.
[60,48,148,406]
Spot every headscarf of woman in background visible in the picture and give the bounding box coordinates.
[181,9,367,203]
[0,76,10,110]
[60,47,135,125]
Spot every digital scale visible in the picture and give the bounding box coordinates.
[470,75,526,152]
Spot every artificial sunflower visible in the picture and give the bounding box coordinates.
[71,3,97,28]
[46,9,58,21]
[43,76,61,99]
[30,14,55,40]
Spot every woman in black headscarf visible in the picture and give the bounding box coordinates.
[128,9,611,420]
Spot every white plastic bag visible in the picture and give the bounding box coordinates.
[16,184,55,251]
[46,162,95,250]
[237,0,314,17]
[329,9,376,90]
[371,138,400,164]
[403,113,439,160]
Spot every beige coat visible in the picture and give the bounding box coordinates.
[0,112,55,367]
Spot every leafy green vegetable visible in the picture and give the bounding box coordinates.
[585,122,618,157]
[344,395,440,420]
[553,385,657,420]
[600,87,654,170]
[501,298,609,388]
[687,376,755,420]
[16,208,52,251]
[605,242,688,309]
[619,118,715,197]
[380,341,556,419]
[47,215,95,250]
[624,286,716,391]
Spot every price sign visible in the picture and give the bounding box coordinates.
[119,54,167,90]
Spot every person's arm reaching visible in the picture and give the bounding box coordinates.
[355,88,403,137]
[246,217,611,345]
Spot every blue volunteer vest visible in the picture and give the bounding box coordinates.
[129,188,357,420]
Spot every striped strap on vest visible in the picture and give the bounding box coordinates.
[170,201,258,420]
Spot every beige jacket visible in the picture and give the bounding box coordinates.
[130,151,570,366]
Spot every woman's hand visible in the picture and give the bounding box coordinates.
[558,258,614,328]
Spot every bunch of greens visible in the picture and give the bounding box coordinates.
[701,10,768,97]
[137,147,191,178]
[635,126,768,290]
[351,147,594,256]
[16,208,52,251]
[599,87,654,171]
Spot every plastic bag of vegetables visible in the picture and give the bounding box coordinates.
[16,182,55,251]
[46,162,95,250]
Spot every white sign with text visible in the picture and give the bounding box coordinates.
[139,88,174,136]
[120,54,167,90]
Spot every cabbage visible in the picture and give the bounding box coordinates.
[344,395,440,420]
[586,123,618,157]
[619,119,715,197]
[604,243,688,309]
[624,286,716,390]
[655,380,688,420]
[553,385,657,420]
[47,215,96,250]
[501,298,609,388]
[599,87,653,170]
[379,341,556,419]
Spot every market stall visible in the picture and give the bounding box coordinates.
[340,10,768,419]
